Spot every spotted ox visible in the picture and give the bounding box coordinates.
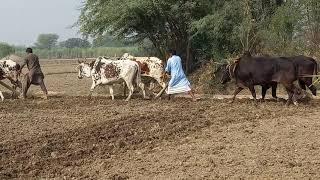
[121,53,167,96]
[0,59,21,101]
[77,57,146,101]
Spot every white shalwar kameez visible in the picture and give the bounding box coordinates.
[165,55,191,94]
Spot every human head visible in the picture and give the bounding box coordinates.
[167,49,176,58]
[26,48,33,54]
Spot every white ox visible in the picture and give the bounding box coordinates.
[0,59,21,101]
[121,53,167,96]
[77,57,146,101]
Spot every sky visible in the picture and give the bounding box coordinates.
[0,0,82,46]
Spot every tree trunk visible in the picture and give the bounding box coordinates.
[186,37,191,75]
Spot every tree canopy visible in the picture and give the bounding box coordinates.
[0,42,15,59]
[60,38,91,48]
[78,0,320,73]
[35,34,59,49]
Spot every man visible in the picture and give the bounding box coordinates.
[165,49,197,101]
[19,48,48,99]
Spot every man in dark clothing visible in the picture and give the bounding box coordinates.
[19,48,48,99]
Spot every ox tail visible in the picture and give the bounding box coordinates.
[308,57,319,90]
[314,59,318,77]
[311,57,318,79]
[135,62,143,87]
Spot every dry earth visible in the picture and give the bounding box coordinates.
[0,59,320,179]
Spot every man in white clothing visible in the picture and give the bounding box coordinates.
[165,49,196,101]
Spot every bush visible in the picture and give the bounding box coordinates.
[0,43,15,59]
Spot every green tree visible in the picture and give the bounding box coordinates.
[77,0,320,67]
[92,34,130,47]
[35,34,59,49]
[60,38,91,48]
[301,0,320,55]
[78,0,211,73]
[0,42,15,59]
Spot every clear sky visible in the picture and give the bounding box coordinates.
[0,0,82,46]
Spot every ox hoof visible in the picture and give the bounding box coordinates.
[228,100,234,104]
[293,101,299,106]
[144,96,151,100]
[285,101,291,107]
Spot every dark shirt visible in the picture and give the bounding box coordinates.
[21,53,43,75]
[21,53,44,83]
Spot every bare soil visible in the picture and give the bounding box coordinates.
[0,59,320,179]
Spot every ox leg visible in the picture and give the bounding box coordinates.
[230,87,243,103]
[303,78,317,96]
[138,82,147,99]
[261,85,268,101]
[0,91,4,101]
[298,79,307,91]
[271,83,278,99]
[109,85,115,100]
[89,82,97,97]
[284,84,295,106]
[123,82,127,97]
[308,85,317,96]
[248,85,258,105]
[124,81,134,101]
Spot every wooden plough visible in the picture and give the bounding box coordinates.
[0,80,21,101]
[300,74,320,88]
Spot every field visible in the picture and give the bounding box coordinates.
[1,60,320,179]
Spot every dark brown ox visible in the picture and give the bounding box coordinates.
[220,52,300,106]
[262,55,318,99]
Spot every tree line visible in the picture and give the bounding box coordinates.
[0,33,143,59]
[78,0,320,73]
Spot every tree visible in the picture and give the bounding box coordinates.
[301,0,320,55]
[78,0,211,73]
[60,38,91,48]
[0,43,15,59]
[92,34,130,47]
[35,34,59,49]
[77,0,320,69]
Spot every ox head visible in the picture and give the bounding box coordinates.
[77,59,92,79]
[1,60,21,84]
[216,63,232,84]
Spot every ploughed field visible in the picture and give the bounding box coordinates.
[1,59,320,179]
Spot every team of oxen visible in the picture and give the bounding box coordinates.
[76,52,319,106]
[0,52,318,106]
[216,52,319,106]
[77,53,167,101]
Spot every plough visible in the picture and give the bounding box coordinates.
[0,80,21,101]
[300,74,320,88]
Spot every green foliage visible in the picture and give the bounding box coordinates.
[259,1,304,56]
[35,34,59,49]
[14,47,140,59]
[60,38,91,48]
[92,34,130,47]
[78,0,212,72]
[0,42,15,59]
